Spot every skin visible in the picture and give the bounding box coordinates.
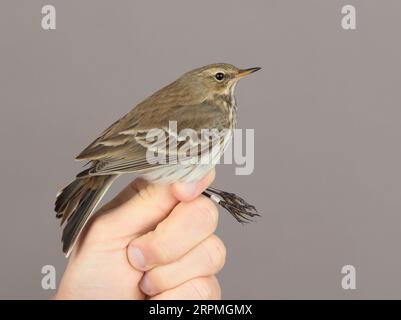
[54,169,225,300]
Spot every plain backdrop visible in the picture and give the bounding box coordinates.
[1,0,401,299]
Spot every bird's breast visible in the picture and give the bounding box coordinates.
[214,93,237,130]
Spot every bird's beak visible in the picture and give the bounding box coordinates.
[235,67,261,79]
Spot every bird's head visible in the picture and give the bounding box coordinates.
[180,63,261,97]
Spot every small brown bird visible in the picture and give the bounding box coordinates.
[55,63,260,256]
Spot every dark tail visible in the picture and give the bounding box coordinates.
[55,174,117,257]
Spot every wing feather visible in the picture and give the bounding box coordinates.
[76,101,229,175]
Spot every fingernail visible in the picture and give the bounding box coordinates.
[140,276,152,295]
[128,246,146,269]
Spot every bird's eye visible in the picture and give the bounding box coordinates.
[215,72,225,81]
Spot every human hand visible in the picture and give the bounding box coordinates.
[54,170,226,300]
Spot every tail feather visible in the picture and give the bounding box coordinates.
[55,174,117,257]
[55,178,82,215]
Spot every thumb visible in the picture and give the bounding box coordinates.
[171,169,216,202]
[95,170,215,238]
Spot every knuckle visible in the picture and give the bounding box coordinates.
[190,277,221,300]
[136,183,155,203]
[192,197,218,231]
[136,182,172,214]
[202,236,226,272]
[149,234,172,264]
[128,178,143,193]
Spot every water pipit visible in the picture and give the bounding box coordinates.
[55,63,261,256]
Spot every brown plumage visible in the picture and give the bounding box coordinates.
[55,63,260,257]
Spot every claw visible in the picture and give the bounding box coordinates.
[204,187,259,224]
[219,200,258,223]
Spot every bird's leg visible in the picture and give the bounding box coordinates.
[202,187,259,224]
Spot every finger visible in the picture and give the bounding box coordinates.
[103,168,214,215]
[150,276,221,300]
[97,180,139,214]
[127,195,218,271]
[140,235,226,296]
[91,170,216,240]
[90,178,177,238]
[171,169,215,202]
[92,168,214,238]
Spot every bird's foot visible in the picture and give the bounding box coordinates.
[203,187,259,224]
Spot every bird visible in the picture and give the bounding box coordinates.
[55,63,260,257]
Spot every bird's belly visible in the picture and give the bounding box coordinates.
[142,163,215,183]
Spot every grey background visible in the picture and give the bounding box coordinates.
[0,0,400,299]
